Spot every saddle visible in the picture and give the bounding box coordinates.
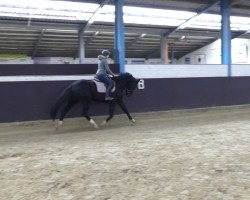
[93,76,115,93]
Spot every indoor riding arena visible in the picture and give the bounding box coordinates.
[1,106,250,199]
[1,0,250,200]
[1,64,250,199]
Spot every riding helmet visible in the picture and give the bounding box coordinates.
[102,49,111,56]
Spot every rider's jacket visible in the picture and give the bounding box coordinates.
[96,55,113,76]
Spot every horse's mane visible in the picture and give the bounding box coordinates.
[113,72,133,84]
[118,72,134,80]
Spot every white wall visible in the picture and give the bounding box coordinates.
[125,64,250,78]
[2,64,250,82]
[125,64,227,78]
[232,64,250,76]
[177,38,250,65]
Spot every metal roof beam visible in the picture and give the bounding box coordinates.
[231,31,247,39]
[77,0,109,62]
[32,29,45,58]
[230,0,246,6]
[79,0,110,32]
[0,20,80,31]
[85,31,100,45]
[163,0,220,39]
[127,34,146,49]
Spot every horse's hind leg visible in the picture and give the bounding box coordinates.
[57,100,77,128]
[81,100,98,128]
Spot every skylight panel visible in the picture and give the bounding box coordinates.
[94,13,186,27]
[94,13,114,23]
[196,13,221,22]
[188,21,221,30]
[0,0,96,21]
[0,0,99,12]
[0,0,250,32]
[231,16,250,31]
[0,6,92,21]
[97,5,193,26]
[188,13,221,29]
[124,16,186,26]
[100,5,114,14]
[123,6,195,19]
[187,24,220,30]
[231,16,250,24]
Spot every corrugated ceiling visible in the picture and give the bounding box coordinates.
[0,0,249,60]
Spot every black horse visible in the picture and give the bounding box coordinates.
[50,73,140,128]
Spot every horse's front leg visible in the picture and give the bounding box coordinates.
[101,102,116,125]
[117,99,135,123]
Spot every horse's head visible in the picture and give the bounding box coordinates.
[120,73,140,97]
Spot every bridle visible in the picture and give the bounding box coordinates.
[126,88,133,97]
[125,79,137,97]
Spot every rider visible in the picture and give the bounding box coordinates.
[96,49,115,101]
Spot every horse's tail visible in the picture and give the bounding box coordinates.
[50,88,70,120]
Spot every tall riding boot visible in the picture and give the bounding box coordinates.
[105,84,114,101]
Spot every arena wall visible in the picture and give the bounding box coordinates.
[1,64,250,122]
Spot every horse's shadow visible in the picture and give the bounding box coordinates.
[51,119,136,134]
[52,123,98,134]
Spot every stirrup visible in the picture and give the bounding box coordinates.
[105,96,114,101]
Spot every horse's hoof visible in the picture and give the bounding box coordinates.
[56,121,63,129]
[101,120,107,126]
[130,119,136,123]
[93,124,99,129]
[90,119,99,129]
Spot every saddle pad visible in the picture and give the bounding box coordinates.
[93,80,115,93]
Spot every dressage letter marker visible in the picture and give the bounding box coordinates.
[138,79,145,89]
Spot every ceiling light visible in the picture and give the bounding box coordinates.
[180,35,186,40]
